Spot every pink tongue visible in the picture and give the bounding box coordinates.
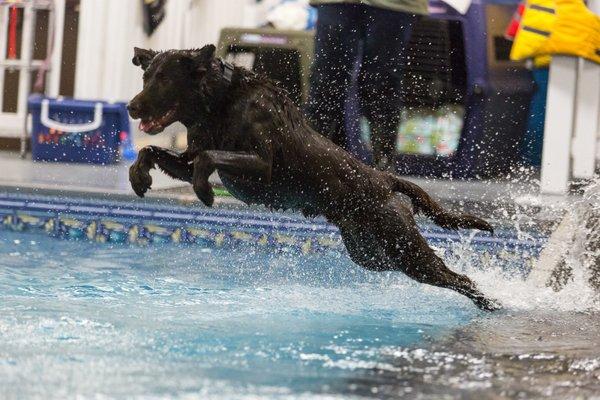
[139,120,154,133]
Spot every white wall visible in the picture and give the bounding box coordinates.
[75,0,255,102]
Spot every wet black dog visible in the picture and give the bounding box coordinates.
[127,45,500,310]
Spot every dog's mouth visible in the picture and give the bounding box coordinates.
[138,106,178,135]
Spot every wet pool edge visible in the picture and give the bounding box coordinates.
[0,187,546,255]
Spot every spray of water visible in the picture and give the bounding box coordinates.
[442,176,600,312]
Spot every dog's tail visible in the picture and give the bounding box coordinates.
[388,175,494,233]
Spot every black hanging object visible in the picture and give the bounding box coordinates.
[142,0,167,36]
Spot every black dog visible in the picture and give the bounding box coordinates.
[127,45,500,311]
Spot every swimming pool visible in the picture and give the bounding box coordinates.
[1,191,598,399]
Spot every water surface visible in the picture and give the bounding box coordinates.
[0,231,598,399]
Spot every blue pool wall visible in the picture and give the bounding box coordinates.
[0,190,545,256]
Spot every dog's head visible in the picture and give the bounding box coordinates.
[127,45,216,134]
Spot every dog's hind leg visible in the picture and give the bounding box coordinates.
[339,225,392,271]
[129,146,193,197]
[400,245,502,311]
[387,174,494,233]
[339,199,501,311]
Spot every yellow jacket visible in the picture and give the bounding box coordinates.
[511,0,600,65]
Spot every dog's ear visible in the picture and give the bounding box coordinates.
[132,47,158,70]
[196,44,216,61]
[190,44,216,68]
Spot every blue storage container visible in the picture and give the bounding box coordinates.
[28,95,133,164]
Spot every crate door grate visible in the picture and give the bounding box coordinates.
[401,18,466,108]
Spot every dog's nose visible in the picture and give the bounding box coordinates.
[127,102,140,117]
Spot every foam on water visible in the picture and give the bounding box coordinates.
[433,177,600,313]
[469,263,599,312]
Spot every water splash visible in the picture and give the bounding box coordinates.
[533,176,600,291]
[447,176,600,312]
[529,176,600,308]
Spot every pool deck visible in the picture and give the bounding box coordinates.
[0,151,573,228]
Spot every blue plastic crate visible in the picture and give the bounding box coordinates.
[28,95,133,164]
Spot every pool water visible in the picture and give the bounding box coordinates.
[1,230,599,399]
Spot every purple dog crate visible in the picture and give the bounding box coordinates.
[346,0,535,178]
[28,95,131,164]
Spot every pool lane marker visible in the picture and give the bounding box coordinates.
[0,191,545,249]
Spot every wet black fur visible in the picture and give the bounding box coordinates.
[127,45,500,311]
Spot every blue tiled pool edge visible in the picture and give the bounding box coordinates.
[0,190,546,254]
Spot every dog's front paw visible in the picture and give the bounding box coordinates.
[193,178,215,207]
[129,162,153,198]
